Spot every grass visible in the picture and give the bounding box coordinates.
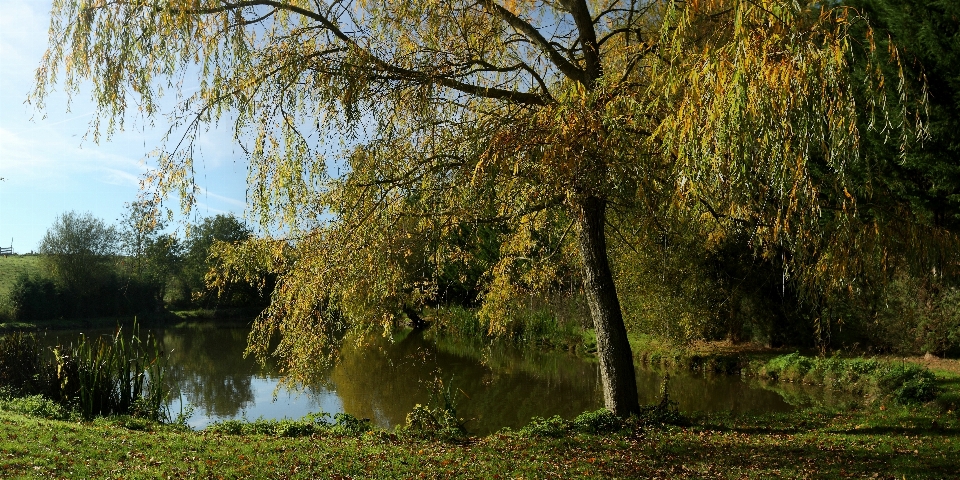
[624,333,788,374]
[0,255,43,320]
[0,405,957,478]
[1,305,958,477]
[426,305,586,351]
[0,255,42,296]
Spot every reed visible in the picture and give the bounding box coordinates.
[52,323,170,420]
[0,323,171,421]
[0,332,47,396]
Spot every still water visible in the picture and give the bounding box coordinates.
[45,324,798,434]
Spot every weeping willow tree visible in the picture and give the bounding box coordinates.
[32,0,919,416]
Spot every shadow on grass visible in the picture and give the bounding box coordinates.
[831,425,960,437]
[650,431,960,479]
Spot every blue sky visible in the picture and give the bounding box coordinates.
[0,0,250,253]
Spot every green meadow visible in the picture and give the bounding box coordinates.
[0,255,42,320]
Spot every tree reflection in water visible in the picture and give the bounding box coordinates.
[162,325,261,417]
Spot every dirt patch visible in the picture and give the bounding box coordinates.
[899,354,960,376]
[686,339,789,357]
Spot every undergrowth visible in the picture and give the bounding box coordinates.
[206,412,371,437]
[750,353,939,404]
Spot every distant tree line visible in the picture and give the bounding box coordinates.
[8,206,270,321]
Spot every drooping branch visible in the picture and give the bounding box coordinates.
[153,0,549,106]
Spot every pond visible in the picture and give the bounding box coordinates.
[43,324,805,435]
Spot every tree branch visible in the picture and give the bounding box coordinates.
[160,0,547,106]
[563,0,602,85]
[477,0,585,84]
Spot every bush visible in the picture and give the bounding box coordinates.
[7,272,162,321]
[8,274,63,321]
[635,379,686,426]
[518,415,569,438]
[404,403,466,440]
[402,376,466,440]
[0,393,73,421]
[330,412,372,436]
[874,276,960,356]
[572,409,623,434]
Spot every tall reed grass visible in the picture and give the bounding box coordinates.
[0,323,171,421]
[0,332,47,396]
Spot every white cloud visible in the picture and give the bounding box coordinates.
[0,0,47,71]
[195,185,246,208]
[0,125,149,188]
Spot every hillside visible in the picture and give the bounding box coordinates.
[0,255,43,315]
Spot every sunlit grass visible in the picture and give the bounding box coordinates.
[0,255,44,320]
[0,404,957,478]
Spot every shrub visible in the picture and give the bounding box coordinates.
[0,394,73,421]
[404,404,466,439]
[874,275,960,356]
[518,415,569,438]
[572,409,622,434]
[403,376,466,440]
[8,274,62,321]
[330,412,371,436]
[635,379,686,426]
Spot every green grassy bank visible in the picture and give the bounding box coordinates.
[0,255,41,295]
[1,406,958,478]
[0,255,42,320]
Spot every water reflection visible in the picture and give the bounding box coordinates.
[43,325,803,433]
[162,325,258,417]
[328,330,605,434]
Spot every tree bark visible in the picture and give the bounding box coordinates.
[575,195,640,417]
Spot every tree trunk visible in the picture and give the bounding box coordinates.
[575,195,640,417]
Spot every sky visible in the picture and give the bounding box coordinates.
[0,0,250,253]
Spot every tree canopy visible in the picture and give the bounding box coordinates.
[33,0,926,415]
[39,210,119,295]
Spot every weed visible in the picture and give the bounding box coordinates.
[0,393,74,421]
[634,376,686,426]
[403,376,466,440]
[331,412,372,435]
[518,415,569,438]
[0,322,171,421]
